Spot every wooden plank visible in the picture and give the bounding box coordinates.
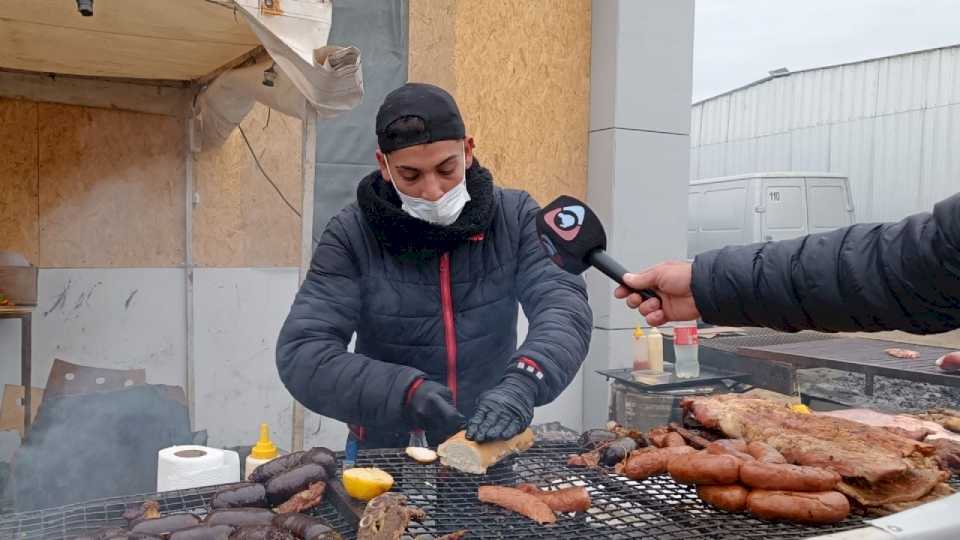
[0,0,258,81]
[0,69,191,118]
[0,99,40,263]
[739,337,960,388]
[37,102,186,267]
[0,384,43,437]
[192,104,302,267]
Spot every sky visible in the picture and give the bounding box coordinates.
[693,0,960,102]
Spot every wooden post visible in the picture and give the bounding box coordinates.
[292,106,317,452]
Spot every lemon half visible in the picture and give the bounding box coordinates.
[342,467,394,501]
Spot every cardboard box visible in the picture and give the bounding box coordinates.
[0,251,37,306]
[0,384,44,437]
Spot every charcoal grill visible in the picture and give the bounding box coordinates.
[1,443,953,539]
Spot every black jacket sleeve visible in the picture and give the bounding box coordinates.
[512,192,593,405]
[275,214,425,431]
[691,192,960,334]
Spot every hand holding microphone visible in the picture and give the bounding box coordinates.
[614,263,701,326]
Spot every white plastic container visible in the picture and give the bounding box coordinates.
[647,327,664,374]
[244,423,280,481]
[673,323,700,379]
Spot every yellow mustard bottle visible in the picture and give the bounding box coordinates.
[244,423,279,480]
[632,324,650,371]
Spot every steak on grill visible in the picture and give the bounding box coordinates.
[682,395,949,506]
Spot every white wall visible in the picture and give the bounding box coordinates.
[584,0,695,429]
[691,45,960,222]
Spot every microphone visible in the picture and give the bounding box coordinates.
[536,195,659,302]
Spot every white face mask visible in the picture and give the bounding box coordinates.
[384,143,472,226]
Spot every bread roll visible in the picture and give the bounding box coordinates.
[438,429,534,474]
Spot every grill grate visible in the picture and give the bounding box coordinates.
[2,444,954,540]
[349,443,870,539]
[0,484,352,540]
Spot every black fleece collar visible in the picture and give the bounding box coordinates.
[356,159,496,256]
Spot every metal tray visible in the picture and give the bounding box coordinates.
[597,366,751,392]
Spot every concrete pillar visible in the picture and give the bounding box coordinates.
[582,0,695,429]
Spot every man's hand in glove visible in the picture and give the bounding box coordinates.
[466,373,537,442]
[406,379,465,436]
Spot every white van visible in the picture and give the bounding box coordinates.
[687,172,855,259]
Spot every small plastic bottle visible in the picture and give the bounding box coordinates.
[647,327,664,374]
[673,322,700,379]
[632,324,650,371]
[244,423,279,480]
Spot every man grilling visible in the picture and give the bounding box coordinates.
[276,83,592,448]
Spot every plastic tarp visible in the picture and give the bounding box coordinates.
[198,0,363,148]
[311,0,408,242]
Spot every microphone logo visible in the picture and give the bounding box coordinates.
[544,205,585,241]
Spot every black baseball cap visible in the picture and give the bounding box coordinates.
[376,83,466,153]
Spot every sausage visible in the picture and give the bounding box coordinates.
[477,485,556,524]
[212,483,269,509]
[275,482,326,514]
[300,448,338,478]
[131,514,201,536]
[705,441,755,462]
[668,423,711,449]
[599,437,637,466]
[667,452,742,485]
[249,452,306,484]
[622,446,696,480]
[746,441,787,464]
[647,427,671,448]
[265,464,328,506]
[204,509,277,528]
[272,513,339,540]
[578,429,618,451]
[170,525,236,540]
[746,490,850,524]
[740,461,840,492]
[697,485,749,513]
[936,352,960,372]
[228,526,295,540]
[513,484,592,513]
[123,501,161,524]
[663,432,687,447]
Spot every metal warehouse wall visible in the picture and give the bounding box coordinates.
[691,45,960,222]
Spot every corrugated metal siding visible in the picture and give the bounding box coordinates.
[692,44,960,221]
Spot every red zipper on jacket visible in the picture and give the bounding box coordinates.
[439,252,458,405]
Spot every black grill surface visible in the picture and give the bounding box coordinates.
[2,443,954,540]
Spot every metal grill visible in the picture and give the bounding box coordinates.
[699,329,840,354]
[348,443,871,539]
[0,484,352,540]
[2,444,954,540]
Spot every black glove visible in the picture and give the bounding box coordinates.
[406,380,465,436]
[465,373,537,443]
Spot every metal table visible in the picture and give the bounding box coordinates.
[0,306,33,435]
[737,337,960,396]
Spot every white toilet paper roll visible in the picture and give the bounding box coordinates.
[157,445,240,492]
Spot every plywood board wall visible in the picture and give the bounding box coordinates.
[407,0,458,95]
[193,104,303,267]
[408,0,591,206]
[0,99,40,264]
[38,103,186,267]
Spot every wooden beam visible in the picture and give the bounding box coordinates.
[0,68,192,117]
